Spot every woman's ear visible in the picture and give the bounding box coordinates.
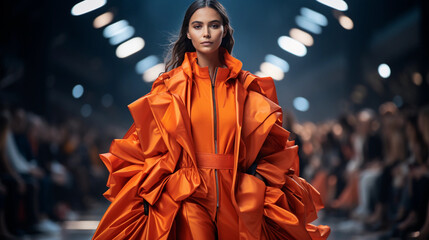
[187,32,191,39]
[223,25,228,38]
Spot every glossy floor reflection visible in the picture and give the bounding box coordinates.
[27,203,387,240]
[26,200,108,240]
[315,212,385,240]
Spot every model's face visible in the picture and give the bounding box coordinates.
[187,7,227,56]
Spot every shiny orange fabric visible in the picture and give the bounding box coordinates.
[189,53,238,155]
[196,153,234,169]
[93,48,330,240]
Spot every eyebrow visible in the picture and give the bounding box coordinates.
[190,20,222,25]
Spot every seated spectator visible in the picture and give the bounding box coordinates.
[0,111,18,239]
[5,108,60,235]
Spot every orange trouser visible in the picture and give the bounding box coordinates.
[176,153,239,240]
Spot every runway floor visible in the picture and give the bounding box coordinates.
[26,200,386,240]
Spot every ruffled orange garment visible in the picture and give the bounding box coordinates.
[93,48,330,240]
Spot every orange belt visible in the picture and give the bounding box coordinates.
[196,153,234,169]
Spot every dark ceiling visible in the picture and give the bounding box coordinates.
[1,0,428,127]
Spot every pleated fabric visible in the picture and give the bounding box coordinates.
[93,48,330,240]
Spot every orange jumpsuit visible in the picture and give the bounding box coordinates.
[92,48,330,240]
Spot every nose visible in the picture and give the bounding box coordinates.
[203,26,211,38]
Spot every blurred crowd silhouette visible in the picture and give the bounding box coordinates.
[0,103,114,239]
[1,99,428,239]
[285,102,429,239]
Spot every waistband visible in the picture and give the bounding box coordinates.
[196,153,234,169]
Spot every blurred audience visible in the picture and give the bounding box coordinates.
[0,111,18,240]
[0,100,428,239]
[0,105,109,239]
[289,103,429,240]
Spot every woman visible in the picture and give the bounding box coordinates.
[93,1,330,239]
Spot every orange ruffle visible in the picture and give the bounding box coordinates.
[233,84,329,239]
[93,50,330,240]
[94,92,201,239]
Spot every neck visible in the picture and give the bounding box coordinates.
[196,50,223,79]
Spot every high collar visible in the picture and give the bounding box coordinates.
[182,48,243,82]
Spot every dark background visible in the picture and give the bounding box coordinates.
[2,0,427,128]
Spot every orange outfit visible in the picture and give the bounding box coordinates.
[93,48,330,239]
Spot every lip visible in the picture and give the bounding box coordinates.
[201,41,213,45]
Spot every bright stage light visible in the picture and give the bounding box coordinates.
[289,28,314,47]
[260,62,284,81]
[116,37,145,58]
[265,54,289,73]
[71,0,106,16]
[378,63,391,78]
[339,15,354,30]
[293,97,310,112]
[143,63,165,82]
[295,16,322,34]
[109,26,135,45]
[301,8,328,26]
[316,0,348,11]
[93,12,114,29]
[72,84,84,99]
[103,20,129,38]
[136,55,159,74]
[278,36,307,57]
[254,71,269,77]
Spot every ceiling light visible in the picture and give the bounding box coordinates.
[116,37,145,58]
[278,36,307,57]
[71,0,106,16]
[289,28,314,46]
[316,0,348,11]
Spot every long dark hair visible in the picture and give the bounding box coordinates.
[165,0,234,71]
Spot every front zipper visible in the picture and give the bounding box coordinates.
[211,67,220,210]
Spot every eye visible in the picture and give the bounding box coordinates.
[193,25,202,29]
[211,24,220,29]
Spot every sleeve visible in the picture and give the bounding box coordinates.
[100,117,171,204]
[93,89,200,240]
[94,109,175,239]
[239,82,329,239]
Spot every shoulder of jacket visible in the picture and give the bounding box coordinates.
[237,70,269,88]
[150,67,187,92]
[238,70,279,105]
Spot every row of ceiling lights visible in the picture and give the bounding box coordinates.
[257,0,354,80]
[71,0,355,82]
[72,0,163,83]
[71,0,349,114]
[71,0,395,116]
[255,0,354,112]
[71,0,164,118]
